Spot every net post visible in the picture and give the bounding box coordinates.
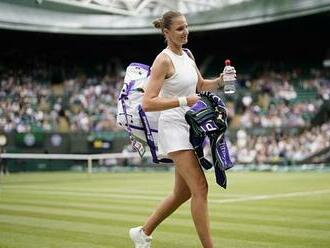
[87,156,92,173]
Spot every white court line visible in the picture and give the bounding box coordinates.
[1,187,330,204]
[1,186,249,198]
[209,189,330,204]
[1,188,164,201]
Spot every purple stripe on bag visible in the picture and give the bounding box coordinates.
[118,81,135,100]
[129,63,150,72]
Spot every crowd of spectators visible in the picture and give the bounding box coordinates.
[230,68,330,128]
[222,67,330,163]
[228,121,330,164]
[0,62,329,163]
[0,68,123,133]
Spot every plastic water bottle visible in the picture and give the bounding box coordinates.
[223,59,236,94]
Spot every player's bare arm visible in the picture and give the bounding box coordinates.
[143,53,199,111]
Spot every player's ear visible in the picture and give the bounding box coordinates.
[163,28,169,36]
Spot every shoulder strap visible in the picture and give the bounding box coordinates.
[183,48,195,61]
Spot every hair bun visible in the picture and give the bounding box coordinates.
[152,18,163,29]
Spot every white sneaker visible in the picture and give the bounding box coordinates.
[129,226,152,248]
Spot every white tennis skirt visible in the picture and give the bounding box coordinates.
[157,118,194,156]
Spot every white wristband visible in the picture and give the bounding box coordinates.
[178,97,188,107]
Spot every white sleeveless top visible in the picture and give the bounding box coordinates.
[157,48,198,155]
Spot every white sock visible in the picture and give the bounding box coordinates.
[141,228,152,239]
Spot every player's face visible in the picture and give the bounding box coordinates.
[166,15,189,45]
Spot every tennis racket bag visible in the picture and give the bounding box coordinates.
[116,63,171,163]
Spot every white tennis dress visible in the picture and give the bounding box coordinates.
[158,48,198,156]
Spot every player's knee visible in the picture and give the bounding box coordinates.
[191,179,208,199]
[174,188,191,202]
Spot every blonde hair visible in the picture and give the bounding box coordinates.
[152,10,183,33]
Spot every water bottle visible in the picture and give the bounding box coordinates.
[223,59,236,94]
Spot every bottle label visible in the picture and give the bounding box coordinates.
[223,66,236,94]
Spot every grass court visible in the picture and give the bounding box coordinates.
[0,171,330,248]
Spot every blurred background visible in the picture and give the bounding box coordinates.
[0,0,329,172]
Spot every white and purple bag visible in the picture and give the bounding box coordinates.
[116,63,171,163]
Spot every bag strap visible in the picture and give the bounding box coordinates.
[138,105,173,164]
[183,48,194,60]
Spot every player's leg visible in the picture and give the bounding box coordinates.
[169,149,213,248]
[129,159,191,247]
[142,166,191,235]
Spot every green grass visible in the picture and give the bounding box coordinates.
[0,171,330,248]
